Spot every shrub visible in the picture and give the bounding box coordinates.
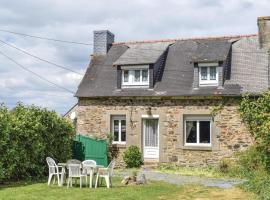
[237,90,270,199]
[238,90,270,169]
[123,145,143,168]
[0,103,75,183]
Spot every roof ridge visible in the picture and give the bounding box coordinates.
[113,34,257,45]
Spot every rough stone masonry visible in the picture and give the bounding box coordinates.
[76,97,253,167]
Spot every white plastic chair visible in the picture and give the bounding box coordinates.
[67,159,81,165]
[82,160,97,188]
[46,157,64,186]
[95,160,116,188]
[67,164,87,188]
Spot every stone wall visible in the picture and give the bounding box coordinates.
[77,97,253,167]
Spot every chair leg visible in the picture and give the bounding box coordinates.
[80,177,82,189]
[60,173,65,186]
[67,177,70,188]
[48,174,53,186]
[95,174,99,188]
[57,174,60,186]
[109,177,112,187]
[100,177,103,186]
[105,176,110,188]
[85,176,88,188]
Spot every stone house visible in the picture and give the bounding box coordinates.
[74,17,270,167]
[63,103,78,130]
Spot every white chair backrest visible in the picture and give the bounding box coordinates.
[68,164,81,177]
[46,157,57,174]
[67,159,81,165]
[82,160,96,174]
[82,160,96,166]
[108,159,116,176]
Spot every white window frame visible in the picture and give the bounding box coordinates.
[111,115,126,145]
[121,65,149,87]
[198,63,218,86]
[184,116,212,147]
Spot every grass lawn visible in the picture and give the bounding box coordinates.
[0,177,256,200]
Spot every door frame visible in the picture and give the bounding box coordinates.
[142,115,159,161]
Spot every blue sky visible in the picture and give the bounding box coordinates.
[0,0,269,114]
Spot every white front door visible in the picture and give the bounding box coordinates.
[143,118,159,160]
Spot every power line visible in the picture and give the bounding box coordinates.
[0,29,92,46]
[0,39,83,75]
[0,50,75,94]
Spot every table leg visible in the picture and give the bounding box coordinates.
[89,169,93,188]
[60,168,66,186]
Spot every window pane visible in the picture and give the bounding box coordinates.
[200,67,207,80]
[210,67,216,80]
[144,119,158,147]
[113,120,119,141]
[134,70,140,82]
[121,120,126,142]
[186,121,197,143]
[123,70,129,82]
[199,121,210,143]
[142,69,148,82]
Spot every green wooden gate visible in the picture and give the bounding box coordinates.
[72,134,108,166]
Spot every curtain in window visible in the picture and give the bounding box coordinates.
[210,67,216,80]
[144,119,158,147]
[186,121,197,143]
[201,67,208,80]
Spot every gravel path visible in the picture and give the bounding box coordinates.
[115,169,245,189]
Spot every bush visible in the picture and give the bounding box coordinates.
[123,145,143,168]
[238,90,270,199]
[239,90,270,169]
[0,103,75,183]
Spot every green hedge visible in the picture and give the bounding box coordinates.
[239,90,270,168]
[0,103,75,182]
[238,90,270,199]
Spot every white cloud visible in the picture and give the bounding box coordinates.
[0,0,269,114]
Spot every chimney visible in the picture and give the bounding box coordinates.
[93,30,114,55]
[257,16,270,49]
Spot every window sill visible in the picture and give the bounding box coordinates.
[112,142,127,148]
[122,85,149,89]
[182,145,212,151]
[199,84,218,87]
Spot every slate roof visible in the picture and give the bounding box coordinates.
[75,35,269,98]
[191,40,231,62]
[113,42,173,65]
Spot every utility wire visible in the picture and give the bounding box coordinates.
[0,50,75,94]
[0,39,83,75]
[0,29,92,46]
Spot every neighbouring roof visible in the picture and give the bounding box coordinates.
[75,34,269,98]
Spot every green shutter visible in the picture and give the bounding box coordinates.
[72,134,108,166]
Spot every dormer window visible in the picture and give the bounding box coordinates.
[122,66,149,87]
[198,63,218,86]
